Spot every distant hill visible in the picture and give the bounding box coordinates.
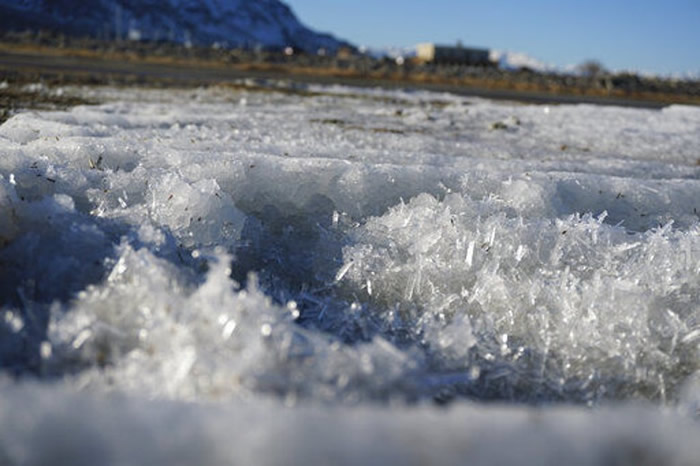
[0,0,352,53]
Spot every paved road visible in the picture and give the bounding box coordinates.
[0,49,671,109]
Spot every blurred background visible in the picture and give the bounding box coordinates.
[0,0,699,109]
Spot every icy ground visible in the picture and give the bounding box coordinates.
[1,82,700,464]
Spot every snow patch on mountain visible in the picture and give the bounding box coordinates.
[489,49,556,72]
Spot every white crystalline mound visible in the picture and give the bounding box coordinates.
[1,83,699,463]
[340,192,700,402]
[47,243,414,401]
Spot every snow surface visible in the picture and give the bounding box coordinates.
[1,82,700,464]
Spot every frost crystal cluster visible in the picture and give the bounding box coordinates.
[1,83,699,464]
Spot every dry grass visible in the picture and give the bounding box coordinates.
[1,41,698,107]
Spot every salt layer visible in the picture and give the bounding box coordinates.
[0,82,699,463]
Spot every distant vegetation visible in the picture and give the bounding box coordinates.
[1,29,698,106]
[577,60,607,78]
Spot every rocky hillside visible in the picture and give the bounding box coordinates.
[0,0,351,52]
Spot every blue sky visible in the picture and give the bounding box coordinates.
[285,0,700,76]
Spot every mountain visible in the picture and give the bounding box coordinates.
[0,0,352,53]
[489,50,556,73]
